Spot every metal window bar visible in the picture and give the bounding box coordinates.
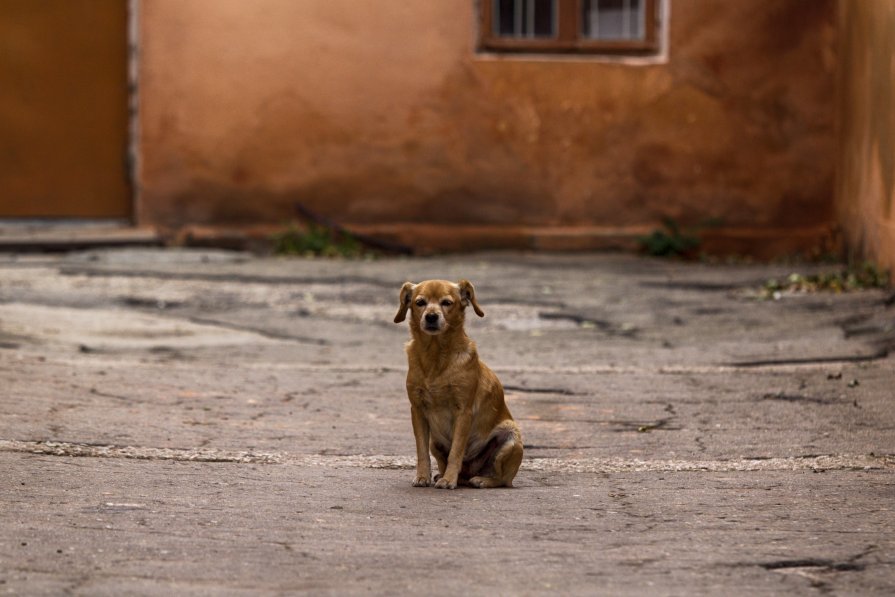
[623,0,630,38]
[527,0,535,37]
[548,0,557,38]
[634,0,645,39]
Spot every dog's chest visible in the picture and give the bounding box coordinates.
[410,378,458,411]
[411,379,464,447]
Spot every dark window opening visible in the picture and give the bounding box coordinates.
[495,0,556,38]
[480,0,660,55]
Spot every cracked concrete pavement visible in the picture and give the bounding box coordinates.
[1,249,893,595]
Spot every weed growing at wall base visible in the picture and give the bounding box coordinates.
[271,223,363,258]
[638,217,701,258]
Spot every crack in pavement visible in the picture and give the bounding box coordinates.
[2,440,892,473]
[758,392,838,405]
[727,349,890,367]
[638,280,753,292]
[185,316,330,345]
[745,546,880,592]
[760,558,866,572]
[503,384,579,396]
[538,311,639,338]
[58,267,397,288]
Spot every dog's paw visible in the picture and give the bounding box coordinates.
[411,475,430,487]
[434,477,457,490]
[468,476,499,488]
[467,476,486,488]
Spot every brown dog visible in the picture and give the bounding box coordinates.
[394,279,522,489]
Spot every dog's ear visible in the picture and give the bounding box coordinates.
[457,279,484,317]
[394,282,415,323]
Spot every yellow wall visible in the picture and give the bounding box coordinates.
[138,0,837,252]
[836,0,895,276]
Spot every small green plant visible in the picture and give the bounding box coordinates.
[639,217,701,258]
[760,262,890,300]
[271,223,362,258]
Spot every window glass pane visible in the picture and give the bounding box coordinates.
[496,0,515,35]
[533,0,554,37]
[494,0,555,38]
[582,0,644,40]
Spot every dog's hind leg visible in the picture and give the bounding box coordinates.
[468,424,523,488]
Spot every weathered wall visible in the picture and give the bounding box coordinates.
[835,0,895,275]
[138,0,837,251]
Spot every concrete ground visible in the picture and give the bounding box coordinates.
[0,249,893,595]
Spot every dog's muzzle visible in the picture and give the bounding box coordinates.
[423,312,441,332]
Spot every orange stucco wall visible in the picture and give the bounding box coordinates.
[836,0,895,276]
[138,0,837,250]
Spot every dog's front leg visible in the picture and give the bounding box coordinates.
[434,409,472,490]
[410,405,431,487]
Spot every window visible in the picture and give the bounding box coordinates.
[480,0,660,55]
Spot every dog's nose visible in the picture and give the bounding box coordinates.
[425,313,439,324]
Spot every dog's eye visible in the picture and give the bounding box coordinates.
[441,299,453,307]
[415,298,427,307]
